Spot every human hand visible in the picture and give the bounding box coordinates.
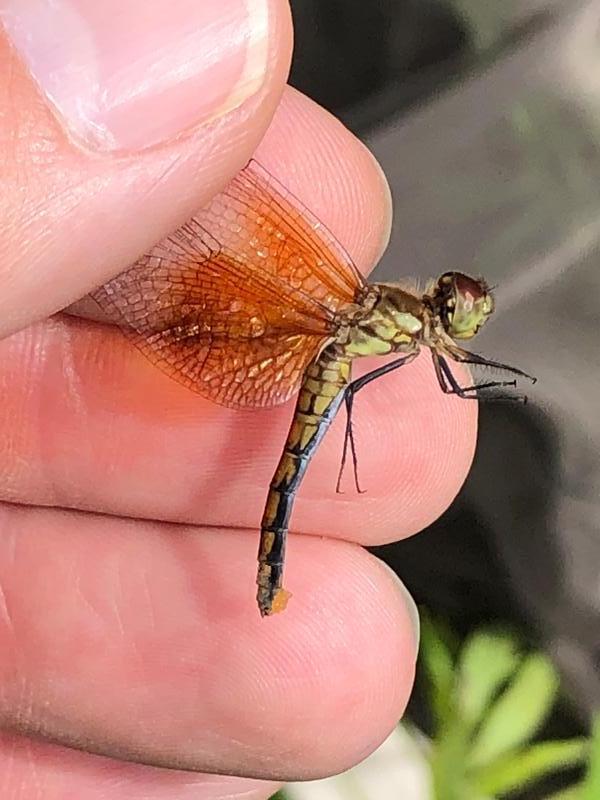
[0,1,476,797]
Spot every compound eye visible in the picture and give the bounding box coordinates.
[445,273,493,339]
[438,272,456,289]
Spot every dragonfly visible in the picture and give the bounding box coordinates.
[91,160,535,617]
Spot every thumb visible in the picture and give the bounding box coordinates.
[0,0,292,338]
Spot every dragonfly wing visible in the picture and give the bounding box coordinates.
[91,160,367,408]
[92,246,332,409]
[218,159,366,306]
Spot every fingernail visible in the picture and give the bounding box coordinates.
[1,0,270,152]
[381,562,420,650]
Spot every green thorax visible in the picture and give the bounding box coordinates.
[339,283,426,358]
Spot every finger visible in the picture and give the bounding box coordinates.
[0,504,418,780]
[0,315,476,544]
[0,88,476,542]
[0,732,278,800]
[256,87,393,270]
[70,86,393,325]
[0,0,292,337]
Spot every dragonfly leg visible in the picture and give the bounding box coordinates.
[336,351,418,492]
[433,353,527,402]
[336,390,364,494]
[443,344,537,383]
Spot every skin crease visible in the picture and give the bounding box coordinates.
[0,4,477,798]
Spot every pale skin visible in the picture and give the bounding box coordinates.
[0,5,477,798]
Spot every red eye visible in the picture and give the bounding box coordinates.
[453,272,487,302]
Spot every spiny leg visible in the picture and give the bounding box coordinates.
[336,352,418,492]
[433,353,527,402]
[443,345,537,384]
[439,355,520,399]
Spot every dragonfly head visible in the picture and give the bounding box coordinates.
[431,272,494,340]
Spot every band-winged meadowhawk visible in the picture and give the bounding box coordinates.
[91,160,534,616]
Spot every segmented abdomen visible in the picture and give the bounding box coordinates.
[256,348,351,615]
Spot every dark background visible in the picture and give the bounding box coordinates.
[288,1,600,793]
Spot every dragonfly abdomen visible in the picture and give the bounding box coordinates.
[256,349,351,616]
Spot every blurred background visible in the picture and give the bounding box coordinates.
[282,1,600,798]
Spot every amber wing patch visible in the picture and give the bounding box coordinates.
[91,160,363,409]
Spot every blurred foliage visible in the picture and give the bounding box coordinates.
[270,617,600,800]
[448,0,539,54]
[419,612,598,799]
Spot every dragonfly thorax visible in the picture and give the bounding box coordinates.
[341,283,424,358]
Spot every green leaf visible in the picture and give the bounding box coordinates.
[581,714,600,800]
[268,793,288,800]
[419,612,456,731]
[457,630,522,730]
[544,788,582,800]
[468,653,560,768]
[430,718,472,800]
[471,739,588,796]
